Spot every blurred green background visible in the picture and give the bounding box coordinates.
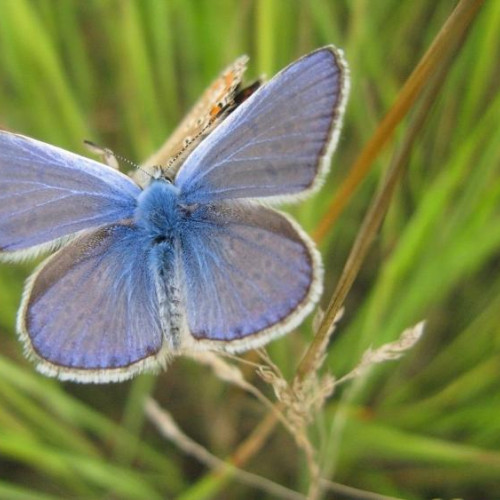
[0,1,499,499]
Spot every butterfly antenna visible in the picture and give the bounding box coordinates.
[83,140,156,179]
[163,108,223,170]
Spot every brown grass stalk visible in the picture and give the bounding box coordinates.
[313,0,484,244]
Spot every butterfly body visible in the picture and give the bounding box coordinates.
[0,47,349,382]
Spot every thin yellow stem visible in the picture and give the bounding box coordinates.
[313,0,485,243]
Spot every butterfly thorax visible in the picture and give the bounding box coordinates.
[134,180,186,244]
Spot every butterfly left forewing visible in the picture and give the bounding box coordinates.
[0,132,140,261]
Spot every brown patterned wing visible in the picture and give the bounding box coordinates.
[134,56,261,186]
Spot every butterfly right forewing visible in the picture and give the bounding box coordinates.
[175,47,349,204]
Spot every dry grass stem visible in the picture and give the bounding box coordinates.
[144,397,307,500]
[313,0,485,242]
[310,307,344,375]
[336,322,425,385]
[320,478,405,500]
[187,351,291,430]
[295,0,483,388]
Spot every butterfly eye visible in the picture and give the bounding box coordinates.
[163,171,175,183]
[179,203,199,217]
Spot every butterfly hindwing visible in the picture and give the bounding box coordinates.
[0,132,140,259]
[178,201,322,351]
[18,222,168,382]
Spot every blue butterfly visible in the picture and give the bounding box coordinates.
[0,47,349,382]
